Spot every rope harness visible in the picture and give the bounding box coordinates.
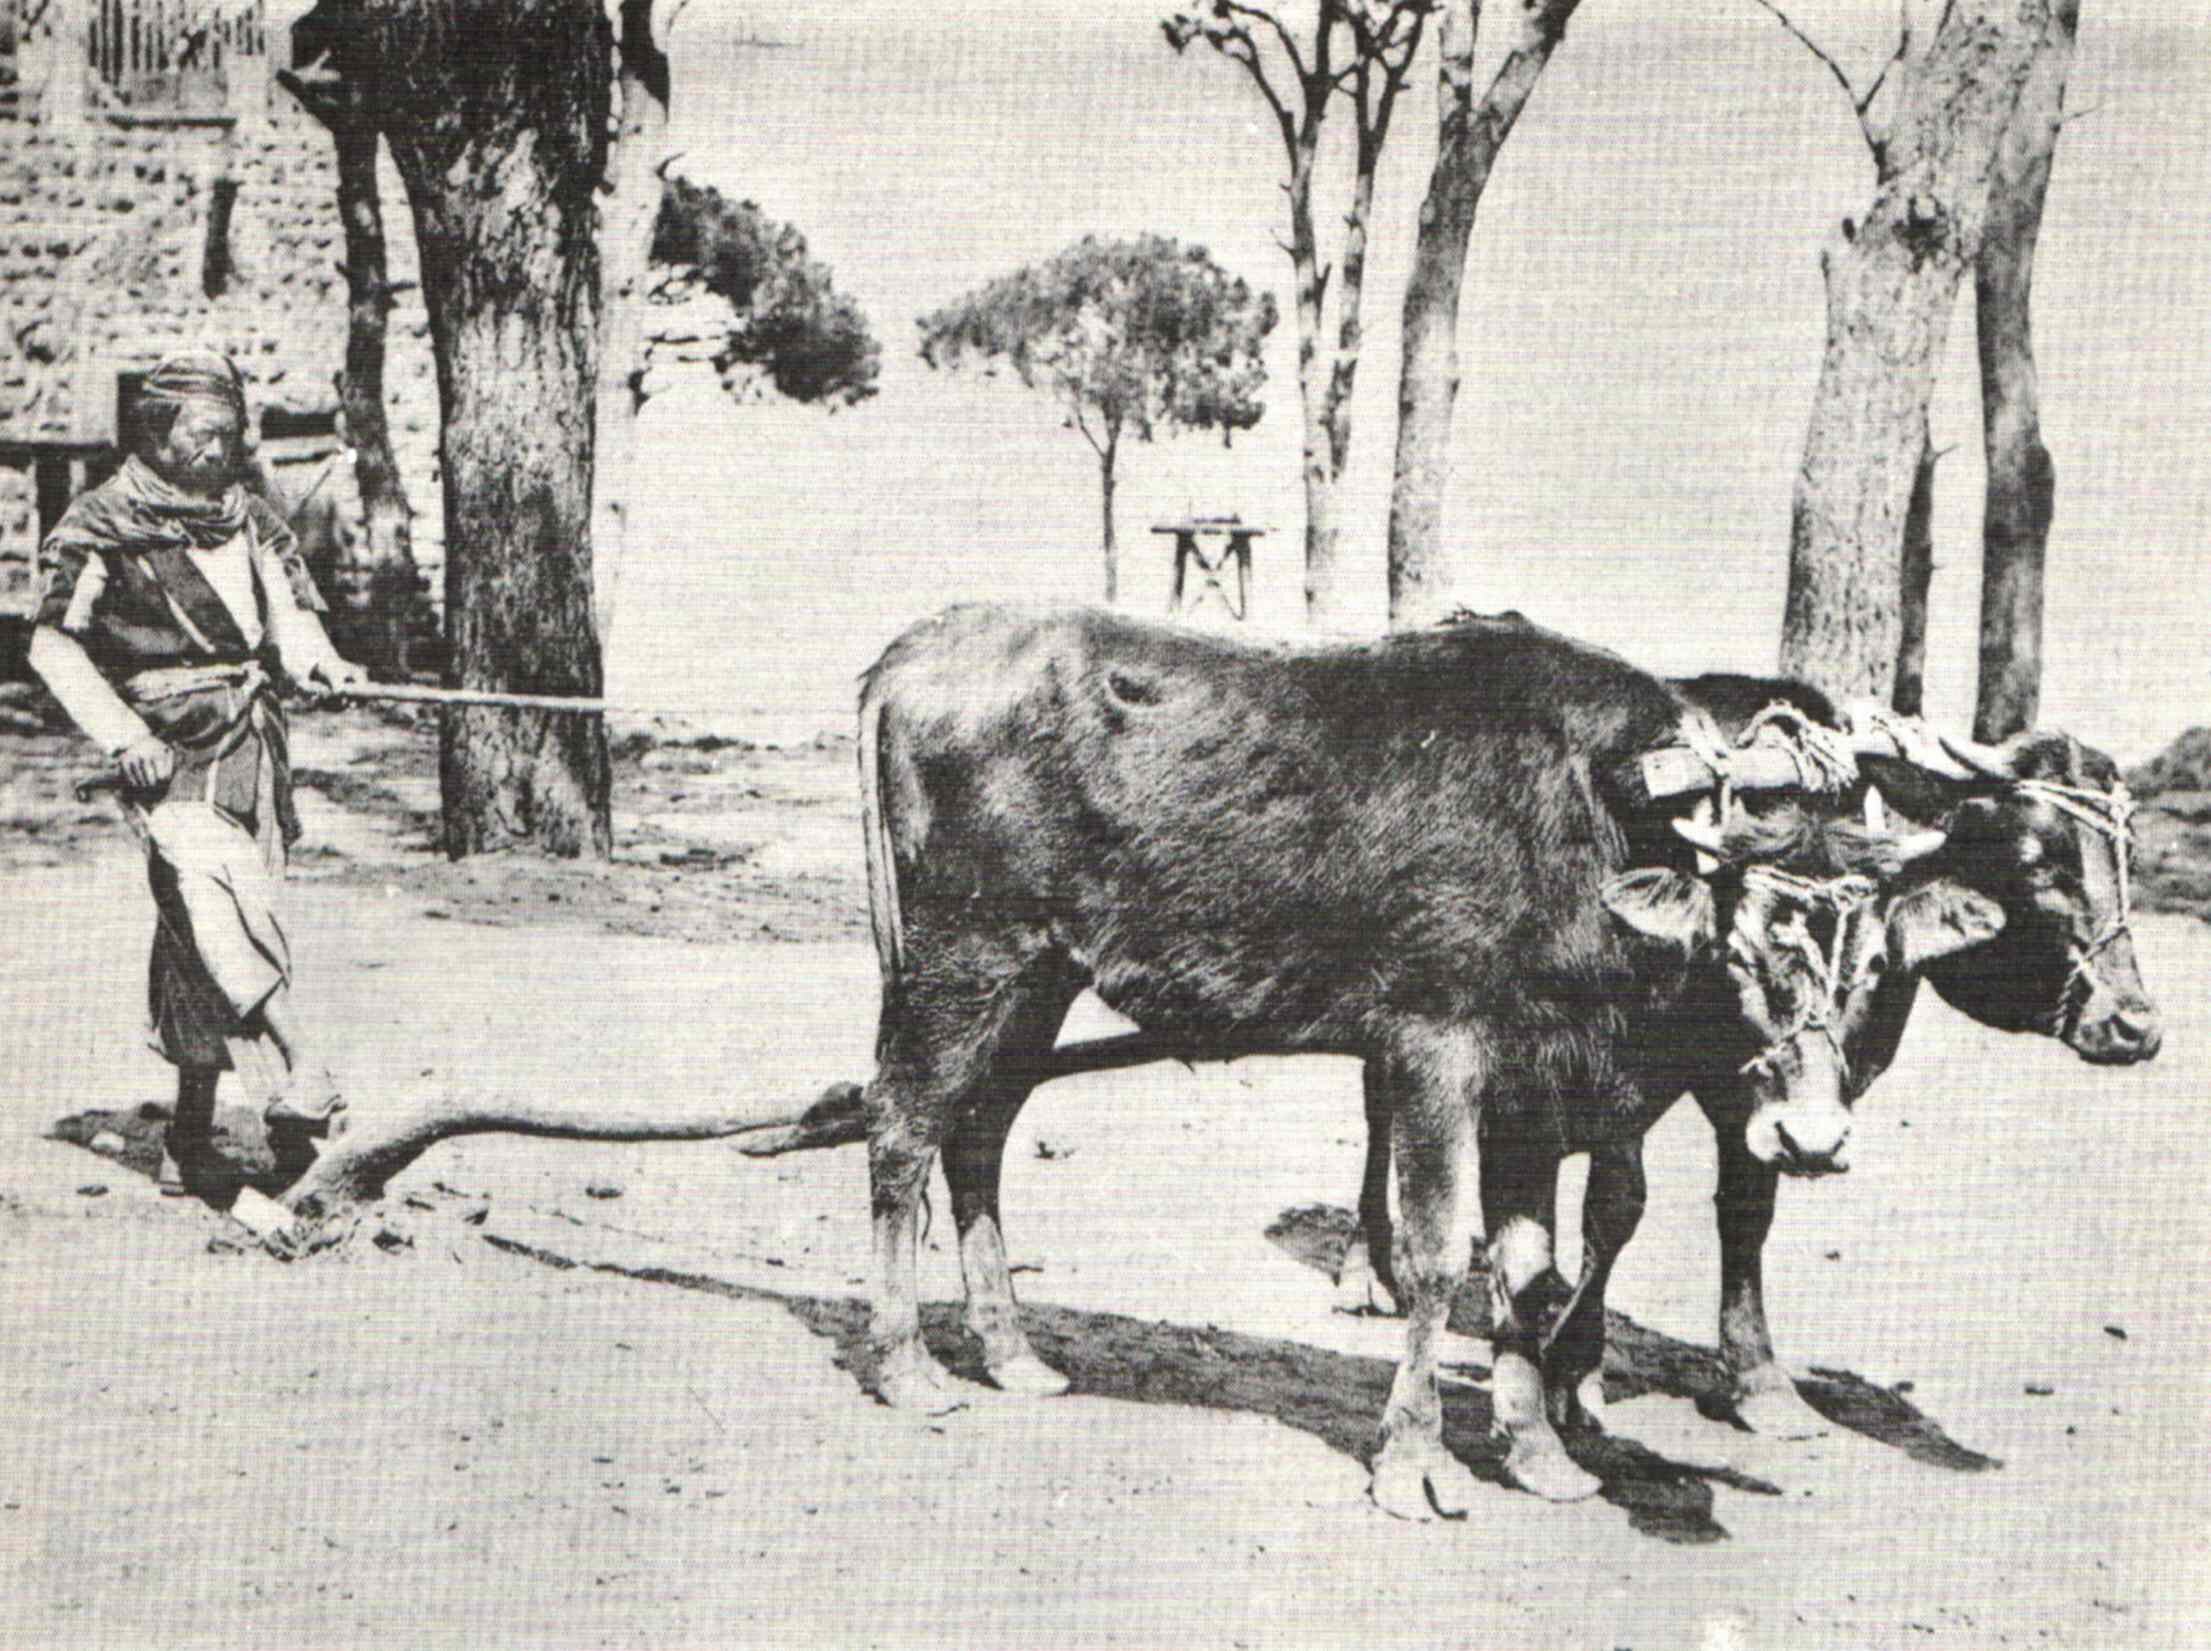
[1734,864,1881,1083]
[1673,700,2137,1066]
[1693,701,1862,829]
[2013,778,2137,1021]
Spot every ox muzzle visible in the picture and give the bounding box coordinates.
[1742,1026,1854,1178]
[2026,776,2162,1065]
[2064,928,2163,1065]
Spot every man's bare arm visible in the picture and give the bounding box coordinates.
[26,625,150,756]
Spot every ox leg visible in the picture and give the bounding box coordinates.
[1482,1130,1603,1503]
[1332,1061,1401,1317]
[1369,1042,1481,1522]
[867,953,1034,1414]
[1707,1090,1829,1439]
[942,974,1085,1398]
[1542,1142,1647,1437]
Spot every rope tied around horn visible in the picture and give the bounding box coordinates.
[1735,864,1881,1081]
[2017,777,2138,970]
[1700,701,1862,828]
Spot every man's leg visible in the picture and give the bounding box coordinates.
[158,1067,232,1198]
[253,991,343,1179]
[144,800,342,1160]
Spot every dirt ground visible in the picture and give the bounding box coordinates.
[2,704,2207,1649]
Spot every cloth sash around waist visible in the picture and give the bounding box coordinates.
[116,659,298,844]
[121,661,272,755]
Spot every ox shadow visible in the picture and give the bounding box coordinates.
[52,1106,1995,1544]
[1268,1202,2002,1482]
[483,1236,1777,1544]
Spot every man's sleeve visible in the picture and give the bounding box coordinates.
[250,501,343,680]
[34,517,110,635]
[246,496,328,612]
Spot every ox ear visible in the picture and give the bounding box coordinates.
[1885,879,2007,972]
[1602,868,1717,954]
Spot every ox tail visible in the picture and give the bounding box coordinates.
[858,682,905,985]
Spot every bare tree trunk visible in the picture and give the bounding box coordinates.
[333,0,614,859]
[1777,0,2049,703]
[592,0,673,642]
[1286,133,1348,630]
[1386,0,1581,628]
[1893,418,1938,715]
[1165,6,1423,631]
[1320,136,1378,526]
[1973,0,2076,742]
[1099,428,1120,604]
[281,47,421,682]
[333,122,420,678]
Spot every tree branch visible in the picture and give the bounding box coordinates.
[1858,0,1914,117]
[1068,395,1106,457]
[1208,21,1301,160]
[1750,0,1880,148]
[1216,0,1311,82]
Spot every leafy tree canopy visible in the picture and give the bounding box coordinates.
[651,175,881,409]
[917,234,1277,453]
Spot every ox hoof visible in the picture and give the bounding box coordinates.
[1331,1249,1402,1318]
[1547,1372,1610,1438]
[1731,1375,1829,1440]
[872,1347,977,1415]
[1370,1438,1477,1522]
[1504,1435,1603,1503]
[987,1353,1071,1398]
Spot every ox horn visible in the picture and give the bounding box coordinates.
[1842,700,1979,780]
[1672,813,1730,862]
[1891,828,1949,865]
[1936,729,2026,781]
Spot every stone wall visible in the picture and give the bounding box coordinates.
[0,19,444,618]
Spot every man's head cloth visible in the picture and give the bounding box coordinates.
[140,351,247,423]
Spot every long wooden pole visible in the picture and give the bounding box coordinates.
[72,684,687,800]
[337,682,626,714]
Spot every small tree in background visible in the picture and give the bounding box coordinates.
[918,235,1276,603]
[650,176,881,410]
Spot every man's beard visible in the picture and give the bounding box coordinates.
[159,452,237,498]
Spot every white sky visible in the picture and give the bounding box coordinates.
[598,0,2210,762]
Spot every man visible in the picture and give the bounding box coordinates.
[27,351,369,1195]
